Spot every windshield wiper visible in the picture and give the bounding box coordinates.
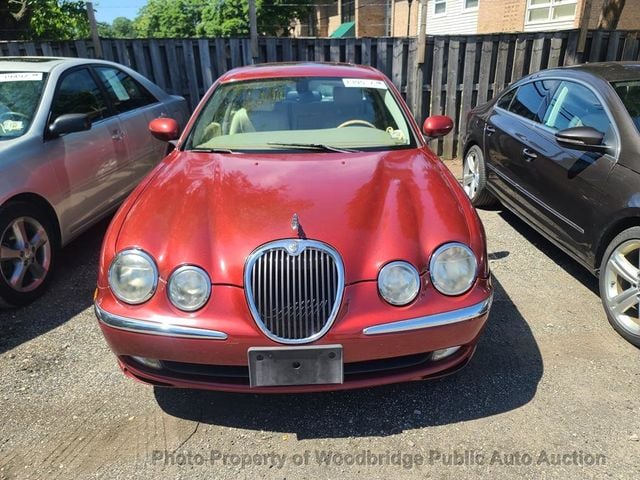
[189,147,236,154]
[267,142,359,153]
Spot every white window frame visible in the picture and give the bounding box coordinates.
[463,0,479,11]
[433,0,447,17]
[525,0,577,25]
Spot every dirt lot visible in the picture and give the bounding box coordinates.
[0,159,638,479]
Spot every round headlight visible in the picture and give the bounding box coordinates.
[108,249,158,304]
[429,243,477,296]
[378,261,420,306]
[168,266,211,311]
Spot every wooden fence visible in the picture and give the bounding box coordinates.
[2,29,640,158]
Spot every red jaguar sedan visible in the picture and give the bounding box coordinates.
[94,63,493,393]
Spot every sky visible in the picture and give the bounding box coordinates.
[94,0,148,24]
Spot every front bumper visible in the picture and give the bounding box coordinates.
[95,279,492,392]
[95,296,491,340]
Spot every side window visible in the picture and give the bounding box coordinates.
[94,67,157,114]
[542,80,614,145]
[51,68,109,122]
[508,80,559,123]
[497,89,516,110]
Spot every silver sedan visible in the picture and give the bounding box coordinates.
[0,57,189,306]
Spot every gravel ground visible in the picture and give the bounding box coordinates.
[0,159,638,480]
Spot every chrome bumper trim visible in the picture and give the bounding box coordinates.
[94,304,228,340]
[362,295,493,336]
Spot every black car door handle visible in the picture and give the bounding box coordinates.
[522,148,538,161]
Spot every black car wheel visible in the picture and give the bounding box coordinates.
[599,226,640,348]
[0,201,57,307]
[462,145,497,208]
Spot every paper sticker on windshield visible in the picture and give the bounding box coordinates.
[0,72,43,82]
[2,120,24,132]
[342,78,387,89]
[101,70,130,101]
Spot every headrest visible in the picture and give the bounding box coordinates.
[333,86,363,106]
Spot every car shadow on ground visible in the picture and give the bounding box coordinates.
[497,209,599,296]
[0,218,109,354]
[154,276,543,439]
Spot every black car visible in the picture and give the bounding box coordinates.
[463,62,640,348]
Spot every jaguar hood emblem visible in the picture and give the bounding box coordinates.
[291,213,306,239]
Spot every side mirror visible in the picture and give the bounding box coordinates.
[149,117,180,142]
[422,115,454,139]
[49,113,91,136]
[555,126,609,153]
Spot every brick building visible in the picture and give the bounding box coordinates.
[478,0,640,33]
[299,0,421,37]
[302,0,640,38]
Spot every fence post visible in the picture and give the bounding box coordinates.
[407,39,421,122]
[411,0,428,123]
[85,2,103,59]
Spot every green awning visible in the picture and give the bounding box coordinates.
[330,21,355,38]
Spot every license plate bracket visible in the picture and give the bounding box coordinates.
[248,345,343,387]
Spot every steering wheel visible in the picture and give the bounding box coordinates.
[337,119,376,129]
[0,111,28,121]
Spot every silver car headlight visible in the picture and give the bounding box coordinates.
[108,249,158,304]
[378,261,420,306]
[429,243,477,296]
[168,265,211,311]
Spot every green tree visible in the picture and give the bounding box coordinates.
[110,16,136,38]
[30,0,89,40]
[197,0,313,37]
[1,0,88,40]
[0,0,31,40]
[97,21,113,37]
[133,0,206,38]
[257,0,313,36]
[197,1,247,36]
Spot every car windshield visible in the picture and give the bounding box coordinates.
[186,76,415,152]
[612,79,640,132]
[0,72,47,140]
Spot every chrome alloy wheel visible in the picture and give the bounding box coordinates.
[0,216,51,293]
[603,239,640,336]
[463,149,480,199]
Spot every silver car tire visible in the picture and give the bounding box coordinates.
[0,202,56,308]
[599,226,640,348]
[462,145,498,208]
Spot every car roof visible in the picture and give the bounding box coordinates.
[0,56,128,73]
[535,61,640,83]
[217,62,386,83]
[0,57,78,72]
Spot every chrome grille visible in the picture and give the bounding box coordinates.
[245,240,344,344]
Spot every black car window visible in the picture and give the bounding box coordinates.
[496,89,516,110]
[508,80,558,123]
[94,66,157,114]
[51,68,109,122]
[612,80,640,132]
[542,80,615,146]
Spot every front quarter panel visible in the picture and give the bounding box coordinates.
[97,151,175,287]
[0,136,62,214]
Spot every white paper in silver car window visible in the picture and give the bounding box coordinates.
[0,72,43,82]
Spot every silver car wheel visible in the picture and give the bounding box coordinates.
[463,150,480,199]
[0,216,51,293]
[603,239,640,336]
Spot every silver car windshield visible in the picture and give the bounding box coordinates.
[0,72,47,140]
[186,77,415,152]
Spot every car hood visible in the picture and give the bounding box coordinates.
[116,148,471,286]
